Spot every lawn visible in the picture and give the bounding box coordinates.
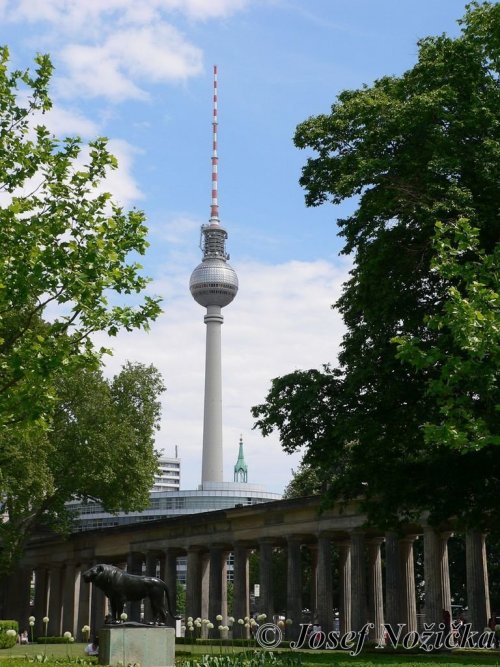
[1,642,500,667]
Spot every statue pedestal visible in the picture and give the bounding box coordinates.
[99,626,175,667]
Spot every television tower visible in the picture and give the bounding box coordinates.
[189,65,239,486]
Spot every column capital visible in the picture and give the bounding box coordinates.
[366,536,385,547]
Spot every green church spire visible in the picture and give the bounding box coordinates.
[234,435,248,483]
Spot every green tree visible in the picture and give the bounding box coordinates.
[0,46,161,438]
[253,2,499,530]
[282,460,326,499]
[394,217,499,452]
[0,46,163,572]
[0,361,165,572]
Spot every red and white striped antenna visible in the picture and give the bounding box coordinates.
[210,64,219,224]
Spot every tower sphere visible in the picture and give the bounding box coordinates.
[190,257,238,308]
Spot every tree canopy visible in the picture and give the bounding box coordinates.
[0,361,165,573]
[253,1,499,531]
[0,46,161,438]
[0,48,164,572]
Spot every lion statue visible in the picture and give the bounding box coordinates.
[83,564,173,624]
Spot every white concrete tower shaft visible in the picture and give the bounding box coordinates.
[202,304,223,482]
[189,65,238,486]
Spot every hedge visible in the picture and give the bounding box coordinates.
[0,620,19,649]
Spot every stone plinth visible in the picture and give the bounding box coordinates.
[99,626,175,667]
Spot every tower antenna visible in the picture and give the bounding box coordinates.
[210,64,219,224]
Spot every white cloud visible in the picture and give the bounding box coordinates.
[55,24,202,101]
[9,0,250,29]
[36,105,100,138]
[6,0,248,101]
[104,139,144,206]
[95,256,347,493]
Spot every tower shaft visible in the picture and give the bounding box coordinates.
[201,305,224,484]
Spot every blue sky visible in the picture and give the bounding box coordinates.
[2,0,469,492]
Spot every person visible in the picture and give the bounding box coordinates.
[85,638,99,656]
[19,630,28,644]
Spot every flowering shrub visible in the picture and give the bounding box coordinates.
[0,621,19,649]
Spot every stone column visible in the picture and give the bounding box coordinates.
[90,583,107,630]
[201,552,210,622]
[144,552,158,622]
[384,532,400,629]
[222,552,229,621]
[208,546,224,636]
[160,549,178,618]
[186,548,202,620]
[47,566,63,636]
[233,544,249,638]
[127,552,143,621]
[5,567,32,630]
[350,531,367,632]
[337,540,351,635]
[399,535,417,634]
[286,536,302,640]
[61,563,77,636]
[77,565,92,639]
[316,534,333,632]
[259,540,274,620]
[33,567,49,637]
[367,537,385,643]
[440,533,452,618]
[466,530,491,632]
[309,544,318,621]
[423,526,443,628]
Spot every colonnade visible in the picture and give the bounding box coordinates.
[1,524,491,643]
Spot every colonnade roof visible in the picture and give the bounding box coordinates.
[22,495,435,567]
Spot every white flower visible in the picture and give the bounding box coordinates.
[237,619,244,625]
[69,637,75,643]
[82,625,90,634]
[29,621,35,627]
[216,614,223,621]
[42,617,49,624]
[6,629,17,637]
[120,613,128,621]
[63,631,72,639]
[257,614,267,621]
[28,616,35,623]
[244,623,250,629]
[278,620,285,628]
[228,617,235,624]
[218,625,223,632]
[244,616,249,622]
[187,617,193,623]
[285,618,293,625]
[181,625,186,632]
[194,621,201,628]
[195,617,201,623]
[207,623,214,630]
[202,619,209,625]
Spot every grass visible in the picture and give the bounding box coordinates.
[1,642,500,666]
[0,643,91,659]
